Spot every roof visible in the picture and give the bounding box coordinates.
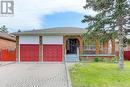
[0,32,16,41]
[12,27,86,36]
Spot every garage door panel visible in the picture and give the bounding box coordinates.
[20,44,39,61]
[43,45,62,62]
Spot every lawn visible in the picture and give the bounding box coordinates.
[69,61,130,87]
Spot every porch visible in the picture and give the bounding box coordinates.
[63,35,116,62]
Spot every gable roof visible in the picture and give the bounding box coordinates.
[12,27,86,36]
[0,32,16,41]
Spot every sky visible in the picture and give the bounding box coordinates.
[43,12,86,28]
[0,0,96,32]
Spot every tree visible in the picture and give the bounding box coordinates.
[127,39,130,45]
[82,0,130,70]
[0,25,8,33]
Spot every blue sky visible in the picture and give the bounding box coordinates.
[0,0,96,32]
[43,12,86,28]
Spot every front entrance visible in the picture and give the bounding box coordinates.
[66,38,79,54]
[65,38,80,62]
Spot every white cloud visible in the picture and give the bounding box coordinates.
[0,0,96,32]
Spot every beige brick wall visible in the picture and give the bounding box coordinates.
[0,38,16,50]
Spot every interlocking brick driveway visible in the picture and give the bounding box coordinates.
[0,63,68,87]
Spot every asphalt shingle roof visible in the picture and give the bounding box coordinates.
[12,27,86,36]
[0,32,16,41]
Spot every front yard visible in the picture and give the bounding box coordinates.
[69,61,130,87]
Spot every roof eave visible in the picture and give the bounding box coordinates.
[12,33,83,36]
[0,36,16,42]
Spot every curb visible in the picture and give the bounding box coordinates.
[64,62,72,87]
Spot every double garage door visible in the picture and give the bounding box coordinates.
[20,44,63,62]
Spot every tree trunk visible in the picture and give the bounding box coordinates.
[118,26,124,70]
[118,15,124,70]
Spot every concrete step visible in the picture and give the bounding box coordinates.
[65,54,79,62]
[65,58,79,61]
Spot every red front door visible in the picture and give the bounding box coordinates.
[43,45,62,62]
[20,44,39,61]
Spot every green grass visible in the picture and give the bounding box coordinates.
[69,61,130,87]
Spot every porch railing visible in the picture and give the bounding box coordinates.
[83,45,96,51]
[80,45,112,54]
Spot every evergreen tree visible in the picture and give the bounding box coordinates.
[82,0,130,70]
[0,25,8,33]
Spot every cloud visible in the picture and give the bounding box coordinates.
[0,0,96,32]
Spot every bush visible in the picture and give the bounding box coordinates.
[81,57,118,63]
[112,57,118,63]
[94,58,99,62]
[93,57,112,63]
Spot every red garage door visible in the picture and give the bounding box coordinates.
[43,45,62,62]
[20,44,39,61]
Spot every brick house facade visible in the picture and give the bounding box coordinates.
[0,32,16,50]
[13,27,116,62]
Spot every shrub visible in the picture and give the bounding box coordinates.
[81,57,118,63]
[112,57,118,63]
[93,57,113,63]
[94,58,99,62]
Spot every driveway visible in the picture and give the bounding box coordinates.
[0,63,68,87]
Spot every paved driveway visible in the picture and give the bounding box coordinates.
[0,63,68,87]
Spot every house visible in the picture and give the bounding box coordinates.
[13,27,116,62]
[123,31,130,60]
[0,32,16,50]
[125,31,130,50]
[0,32,16,61]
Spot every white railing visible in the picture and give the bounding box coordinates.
[83,45,96,51]
[82,45,110,54]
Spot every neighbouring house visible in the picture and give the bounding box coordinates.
[122,31,130,60]
[0,32,16,61]
[125,31,130,50]
[0,32,16,50]
[12,27,117,62]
